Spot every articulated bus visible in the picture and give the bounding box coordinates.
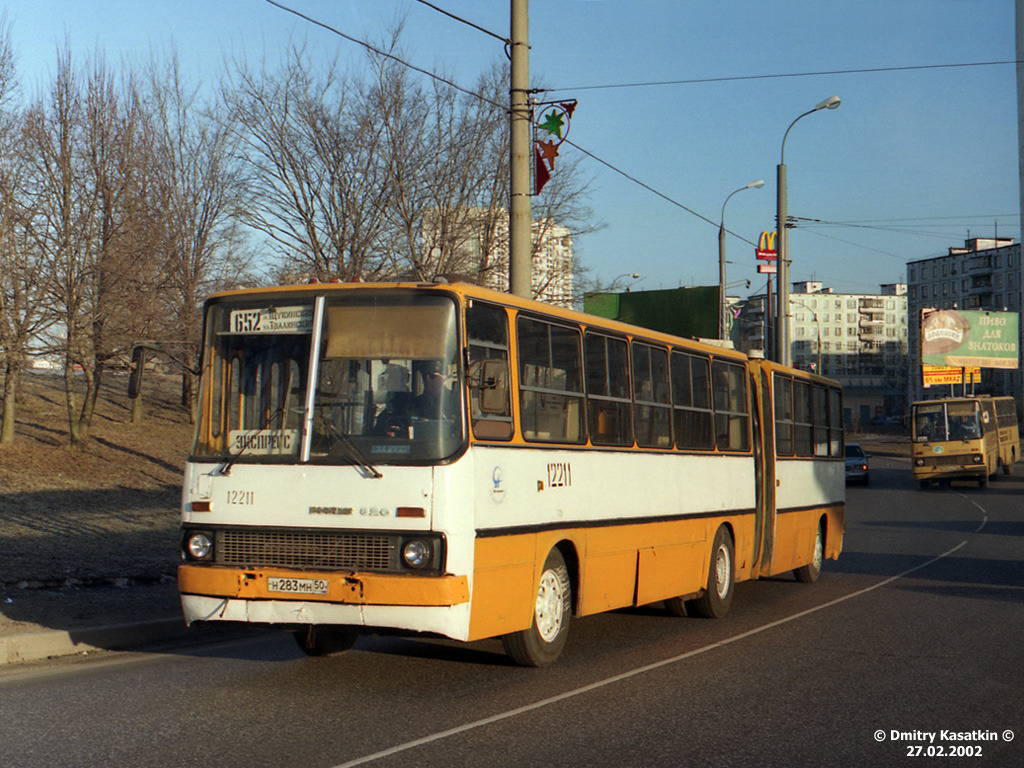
[911,395,1019,489]
[177,281,845,666]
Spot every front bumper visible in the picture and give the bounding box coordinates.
[178,564,469,607]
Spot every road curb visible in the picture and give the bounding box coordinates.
[0,618,187,665]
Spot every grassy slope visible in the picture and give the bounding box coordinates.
[0,371,192,585]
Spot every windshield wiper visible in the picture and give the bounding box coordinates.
[316,411,383,479]
[215,405,288,476]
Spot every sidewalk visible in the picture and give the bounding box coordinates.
[0,483,194,665]
[0,577,190,665]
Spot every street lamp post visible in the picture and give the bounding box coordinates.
[776,95,840,366]
[612,272,642,292]
[793,300,822,373]
[719,180,764,340]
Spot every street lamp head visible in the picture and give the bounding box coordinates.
[749,180,766,189]
[816,95,841,111]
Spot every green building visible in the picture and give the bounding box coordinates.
[583,286,719,340]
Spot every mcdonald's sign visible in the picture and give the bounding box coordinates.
[756,231,777,261]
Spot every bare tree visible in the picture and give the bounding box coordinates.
[379,60,599,304]
[374,59,509,284]
[146,55,252,420]
[225,44,393,281]
[23,48,91,445]
[25,49,165,446]
[0,17,53,445]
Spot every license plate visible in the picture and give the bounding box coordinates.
[267,577,329,595]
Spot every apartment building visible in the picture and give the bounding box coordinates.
[482,219,574,308]
[906,237,1023,409]
[422,208,573,308]
[733,282,909,428]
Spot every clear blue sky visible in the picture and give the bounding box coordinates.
[8,0,1021,297]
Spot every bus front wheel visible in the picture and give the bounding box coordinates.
[294,625,359,656]
[686,526,734,619]
[502,548,572,667]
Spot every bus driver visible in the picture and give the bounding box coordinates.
[374,361,452,438]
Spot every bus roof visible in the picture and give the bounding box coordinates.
[205,279,839,384]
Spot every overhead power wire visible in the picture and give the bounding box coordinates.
[557,134,759,247]
[543,60,1023,94]
[261,0,738,241]
[265,0,1007,254]
[261,0,502,107]
[412,0,509,43]
[796,214,1021,241]
[821,214,1021,224]
[795,228,912,262]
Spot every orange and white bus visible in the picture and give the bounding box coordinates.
[911,395,1019,488]
[176,281,845,665]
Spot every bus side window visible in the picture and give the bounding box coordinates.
[712,360,750,451]
[792,380,813,456]
[671,351,713,450]
[466,302,513,441]
[828,387,843,457]
[632,342,671,448]
[774,374,794,456]
[518,317,585,443]
[585,332,632,446]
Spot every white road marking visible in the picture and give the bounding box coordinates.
[332,541,968,768]
[955,493,989,532]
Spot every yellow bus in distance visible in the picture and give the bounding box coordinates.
[911,395,1019,489]
[175,281,845,666]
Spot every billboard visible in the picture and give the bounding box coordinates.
[922,365,981,388]
[920,309,1019,370]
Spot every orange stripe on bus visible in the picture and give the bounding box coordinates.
[178,564,469,607]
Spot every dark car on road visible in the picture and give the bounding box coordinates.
[845,443,869,485]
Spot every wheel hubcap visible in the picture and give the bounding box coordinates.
[714,545,731,598]
[535,569,565,642]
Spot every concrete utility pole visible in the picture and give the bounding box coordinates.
[1017,0,1024,267]
[509,0,532,298]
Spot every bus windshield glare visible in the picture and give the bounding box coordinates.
[193,291,463,465]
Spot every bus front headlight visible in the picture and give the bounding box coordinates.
[186,532,214,561]
[402,539,432,570]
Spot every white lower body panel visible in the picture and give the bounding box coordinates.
[181,594,472,641]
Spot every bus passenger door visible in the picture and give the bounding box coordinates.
[754,367,776,576]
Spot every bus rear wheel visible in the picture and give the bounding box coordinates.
[794,521,824,583]
[294,625,359,656]
[686,526,734,619]
[502,548,572,667]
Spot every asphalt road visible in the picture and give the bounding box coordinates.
[1,451,1020,768]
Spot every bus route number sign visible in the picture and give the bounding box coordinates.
[229,306,314,335]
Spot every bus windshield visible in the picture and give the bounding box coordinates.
[913,401,981,442]
[193,291,463,465]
